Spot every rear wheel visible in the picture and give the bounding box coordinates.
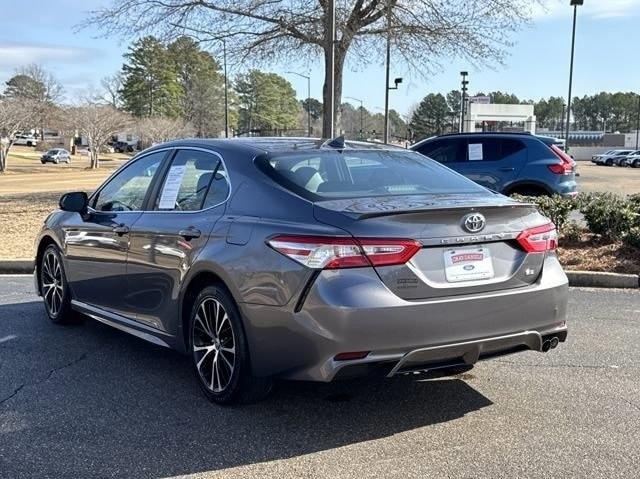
[634,160,640,168]
[39,245,79,324]
[606,158,613,166]
[189,285,272,405]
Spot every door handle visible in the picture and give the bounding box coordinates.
[498,167,515,172]
[178,227,201,240]
[112,224,130,236]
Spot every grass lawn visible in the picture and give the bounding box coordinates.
[0,146,129,259]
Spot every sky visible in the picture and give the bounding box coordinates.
[1,0,639,116]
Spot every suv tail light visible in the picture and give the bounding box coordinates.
[548,144,575,175]
[516,223,558,253]
[267,235,422,269]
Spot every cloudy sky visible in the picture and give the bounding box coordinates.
[1,0,639,115]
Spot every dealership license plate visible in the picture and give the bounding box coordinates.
[444,247,494,283]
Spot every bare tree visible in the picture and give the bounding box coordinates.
[4,64,64,141]
[100,73,124,108]
[0,98,38,173]
[136,116,194,146]
[65,104,132,169]
[85,0,543,137]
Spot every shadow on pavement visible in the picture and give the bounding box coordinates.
[0,300,493,478]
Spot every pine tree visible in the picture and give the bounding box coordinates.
[121,36,182,118]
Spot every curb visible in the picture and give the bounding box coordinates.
[566,270,639,289]
[0,260,34,274]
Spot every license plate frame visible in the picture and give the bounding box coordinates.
[444,247,495,283]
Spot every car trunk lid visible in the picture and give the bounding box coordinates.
[313,193,551,299]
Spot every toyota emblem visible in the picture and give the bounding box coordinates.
[462,213,486,233]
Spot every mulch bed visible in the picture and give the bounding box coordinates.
[558,234,640,275]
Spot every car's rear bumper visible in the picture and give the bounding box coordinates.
[240,254,568,382]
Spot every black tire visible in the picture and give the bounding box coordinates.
[41,160,46,164]
[634,160,640,168]
[27,141,33,147]
[606,158,613,166]
[189,285,272,405]
[39,245,80,324]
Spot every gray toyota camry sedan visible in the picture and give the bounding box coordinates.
[34,137,568,404]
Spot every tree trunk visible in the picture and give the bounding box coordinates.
[322,45,346,139]
[0,147,6,173]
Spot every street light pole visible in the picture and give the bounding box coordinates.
[460,71,469,133]
[561,103,566,137]
[327,0,335,138]
[636,95,640,150]
[565,0,583,151]
[346,96,364,139]
[383,0,392,144]
[286,71,312,137]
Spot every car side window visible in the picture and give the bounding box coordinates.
[417,139,466,164]
[93,151,165,212]
[155,150,228,211]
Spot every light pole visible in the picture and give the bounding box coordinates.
[346,96,364,139]
[561,103,566,137]
[636,95,640,150]
[383,0,403,144]
[565,0,583,151]
[460,71,469,132]
[384,77,402,144]
[326,0,336,138]
[286,71,312,137]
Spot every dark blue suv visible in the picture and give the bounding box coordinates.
[411,133,577,197]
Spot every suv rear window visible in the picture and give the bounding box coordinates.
[258,149,485,200]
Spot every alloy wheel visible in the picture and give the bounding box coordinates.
[192,298,236,393]
[42,250,64,317]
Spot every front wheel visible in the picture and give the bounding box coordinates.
[189,285,272,405]
[39,245,79,324]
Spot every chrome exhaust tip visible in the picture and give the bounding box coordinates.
[541,340,551,353]
[549,337,559,349]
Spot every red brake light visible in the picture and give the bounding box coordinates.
[548,145,574,174]
[267,235,421,269]
[516,223,558,253]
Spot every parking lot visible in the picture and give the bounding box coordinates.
[577,161,640,195]
[1,276,638,478]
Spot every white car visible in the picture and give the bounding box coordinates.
[623,153,640,168]
[13,135,38,147]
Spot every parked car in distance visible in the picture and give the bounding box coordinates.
[41,149,71,164]
[616,150,640,167]
[411,132,577,197]
[113,141,135,153]
[35,137,568,405]
[591,149,634,166]
[623,153,640,168]
[13,134,38,147]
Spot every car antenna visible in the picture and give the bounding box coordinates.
[320,136,345,149]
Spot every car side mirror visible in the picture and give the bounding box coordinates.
[59,192,88,214]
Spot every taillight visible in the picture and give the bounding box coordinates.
[548,144,574,174]
[267,235,421,269]
[516,223,558,253]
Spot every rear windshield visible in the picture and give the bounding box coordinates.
[258,149,486,200]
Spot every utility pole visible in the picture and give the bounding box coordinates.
[565,0,583,151]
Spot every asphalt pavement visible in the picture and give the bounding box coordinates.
[1,276,639,479]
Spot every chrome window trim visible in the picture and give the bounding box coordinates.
[88,146,232,215]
